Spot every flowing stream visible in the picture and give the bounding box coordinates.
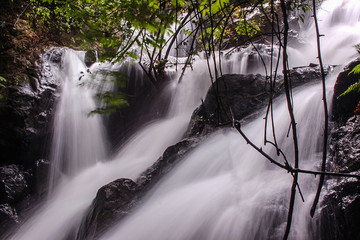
[9,0,360,239]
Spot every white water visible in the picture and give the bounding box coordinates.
[9,49,212,240]
[9,0,360,239]
[101,77,340,239]
[48,49,107,190]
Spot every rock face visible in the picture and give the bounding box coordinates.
[0,48,62,233]
[0,165,30,238]
[332,58,360,123]
[320,116,360,240]
[319,58,360,240]
[0,48,62,167]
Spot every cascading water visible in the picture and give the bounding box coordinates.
[48,49,107,190]
[8,47,212,240]
[7,0,360,239]
[100,75,339,240]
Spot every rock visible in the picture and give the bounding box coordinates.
[84,50,97,67]
[0,204,19,238]
[320,115,360,239]
[332,58,360,123]
[33,159,50,198]
[186,65,330,137]
[76,137,203,239]
[76,178,139,240]
[105,62,171,151]
[0,165,30,204]
[0,48,61,168]
[0,48,62,236]
[329,116,360,172]
[137,137,203,190]
[43,48,64,65]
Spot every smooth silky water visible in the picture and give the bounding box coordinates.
[8,0,360,239]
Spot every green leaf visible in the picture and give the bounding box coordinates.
[348,64,360,75]
[338,81,360,98]
[127,52,138,60]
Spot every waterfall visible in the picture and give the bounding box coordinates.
[9,49,212,240]
[48,49,108,190]
[8,0,360,239]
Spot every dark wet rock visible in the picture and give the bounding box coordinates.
[0,204,19,237]
[186,74,272,137]
[76,178,139,240]
[33,159,51,198]
[329,116,360,173]
[320,178,360,240]
[0,48,61,168]
[332,58,360,123]
[84,50,97,67]
[0,48,62,236]
[137,137,203,190]
[0,165,30,204]
[105,63,172,152]
[43,48,64,65]
[186,65,331,137]
[76,137,203,240]
[320,115,360,239]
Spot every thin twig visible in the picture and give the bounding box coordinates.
[310,0,329,218]
[279,0,300,239]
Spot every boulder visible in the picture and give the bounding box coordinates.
[75,137,202,240]
[0,165,30,204]
[84,50,97,67]
[186,64,331,137]
[76,178,139,240]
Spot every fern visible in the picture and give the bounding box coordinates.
[348,64,360,75]
[355,43,360,54]
[338,81,360,98]
[0,76,6,88]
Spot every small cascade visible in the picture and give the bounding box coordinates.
[48,49,108,190]
[300,0,360,65]
[100,65,341,240]
[9,48,212,240]
[221,44,278,75]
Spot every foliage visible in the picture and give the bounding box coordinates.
[90,92,130,116]
[0,76,6,100]
[337,63,360,101]
[0,76,6,87]
[338,81,360,98]
[349,64,360,75]
[25,0,314,114]
[355,43,360,54]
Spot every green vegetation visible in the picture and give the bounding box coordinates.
[22,0,311,114]
[338,44,360,114]
[0,76,6,100]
